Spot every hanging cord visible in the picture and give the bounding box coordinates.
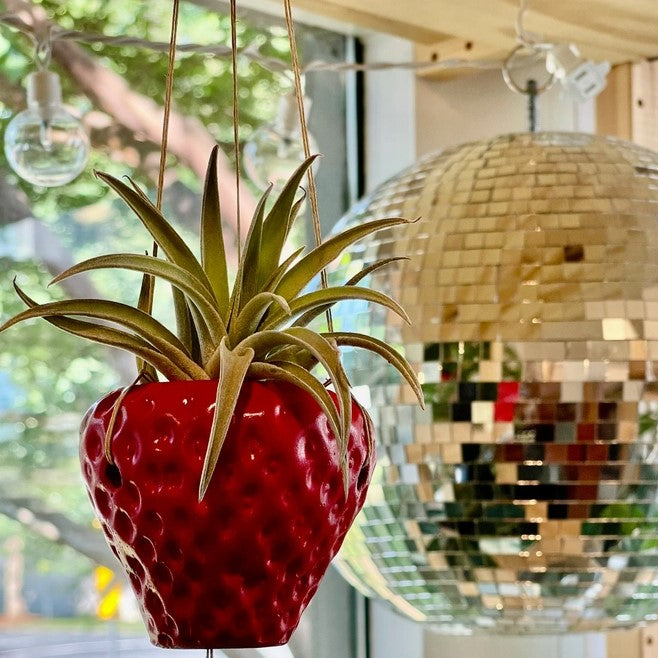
[230,0,242,260]
[100,0,181,459]
[515,0,553,51]
[144,0,180,318]
[156,0,180,213]
[0,12,510,77]
[32,26,52,70]
[282,0,334,333]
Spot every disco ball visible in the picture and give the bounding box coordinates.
[332,133,658,634]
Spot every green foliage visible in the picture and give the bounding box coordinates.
[0,258,118,492]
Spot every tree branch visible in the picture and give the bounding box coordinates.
[0,491,120,572]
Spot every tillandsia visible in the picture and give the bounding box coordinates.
[0,147,424,501]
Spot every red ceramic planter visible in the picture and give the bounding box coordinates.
[80,378,374,649]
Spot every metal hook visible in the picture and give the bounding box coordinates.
[501,44,555,96]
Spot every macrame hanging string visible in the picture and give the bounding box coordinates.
[141,3,323,656]
[157,0,180,213]
[229,0,242,260]
[282,0,334,332]
[100,0,182,462]
[147,0,180,315]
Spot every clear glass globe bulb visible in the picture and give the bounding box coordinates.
[243,125,319,193]
[243,93,319,193]
[4,107,89,187]
[4,70,89,187]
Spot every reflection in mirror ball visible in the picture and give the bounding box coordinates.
[332,133,658,634]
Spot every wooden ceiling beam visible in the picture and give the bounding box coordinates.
[286,0,449,43]
[414,39,506,80]
[291,0,658,65]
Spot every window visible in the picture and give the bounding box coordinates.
[0,1,357,654]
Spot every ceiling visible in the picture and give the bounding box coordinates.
[290,0,658,68]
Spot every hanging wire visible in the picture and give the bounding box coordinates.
[282,0,334,333]
[0,11,504,77]
[156,0,180,213]
[33,27,52,70]
[229,0,242,260]
[145,0,180,319]
[515,0,553,51]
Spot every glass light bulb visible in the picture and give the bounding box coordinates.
[3,71,89,187]
[243,125,319,193]
[243,93,319,193]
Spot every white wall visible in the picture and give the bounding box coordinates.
[363,34,417,191]
[415,68,594,157]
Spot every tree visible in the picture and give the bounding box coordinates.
[0,0,294,590]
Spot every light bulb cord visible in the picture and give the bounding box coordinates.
[31,22,53,70]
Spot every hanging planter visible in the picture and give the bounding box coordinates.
[0,0,424,647]
[81,380,374,648]
[1,145,422,648]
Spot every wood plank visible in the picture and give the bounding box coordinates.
[291,0,448,43]
[415,39,505,80]
[292,0,658,64]
[607,625,642,658]
[596,63,632,140]
[523,1,658,60]
[631,59,658,151]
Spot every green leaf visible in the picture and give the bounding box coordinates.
[103,370,150,461]
[135,261,155,376]
[258,156,317,289]
[274,216,413,303]
[263,285,410,330]
[50,253,227,343]
[247,360,341,441]
[12,285,203,381]
[95,171,216,300]
[344,257,408,286]
[3,282,203,379]
[200,145,230,318]
[324,331,425,408]
[285,328,353,473]
[261,246,305,293]
[229,292,290,345]
[233,185,271,316]
[172,286,195,357]
[292,257,407,328]
[126,176,153,203]
[261,344,317,371]
[199,338,254,501]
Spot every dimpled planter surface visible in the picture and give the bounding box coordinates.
[332,133,658,633]
[80,379,374,648]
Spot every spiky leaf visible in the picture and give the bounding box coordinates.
[200,146,230,318]
[199,338,254,500]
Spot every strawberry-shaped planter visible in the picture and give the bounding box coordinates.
[81,380,374,647]
[1,149,422,648]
